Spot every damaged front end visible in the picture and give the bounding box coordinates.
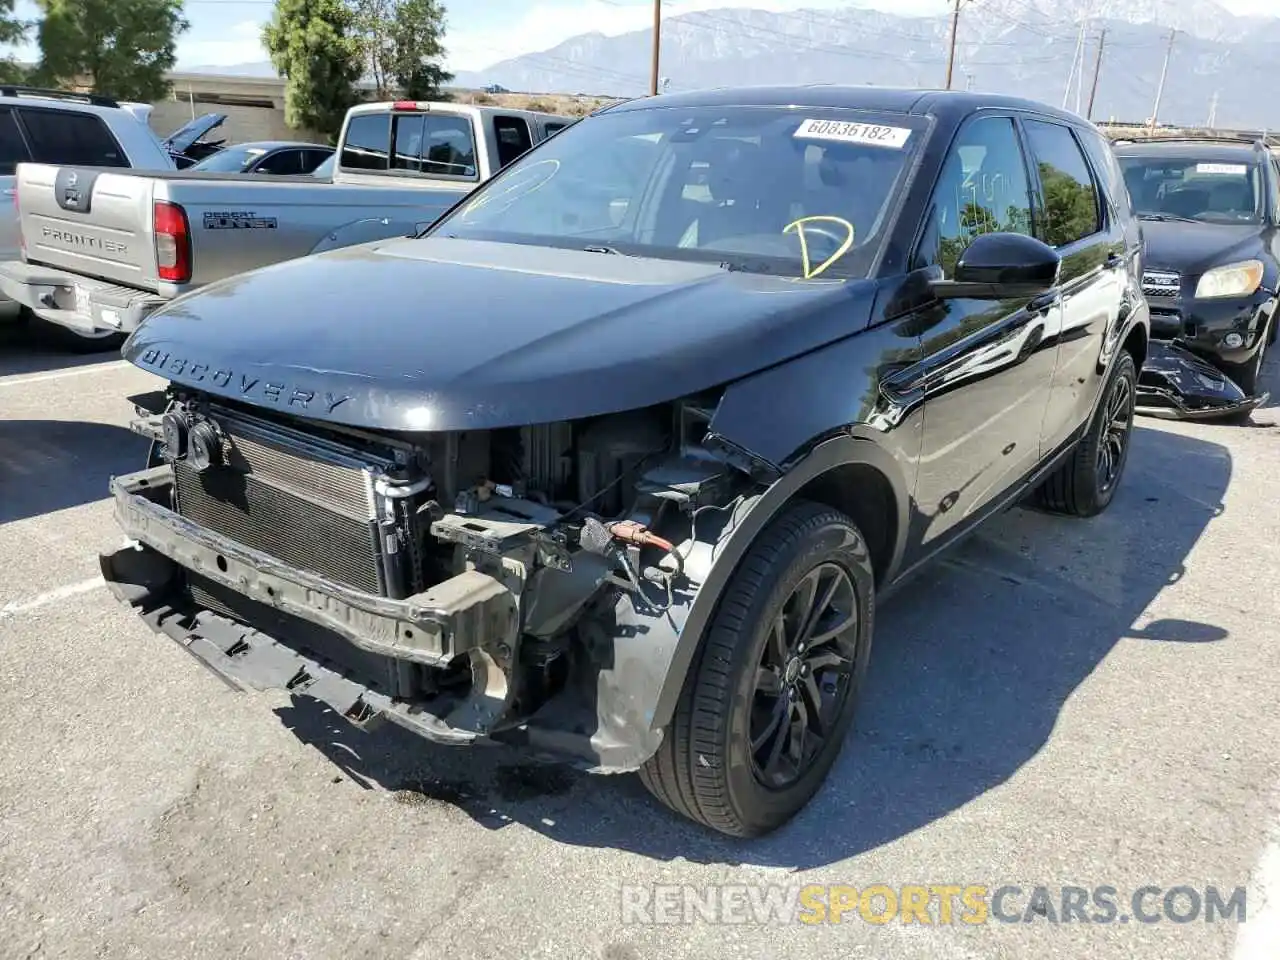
[1135,340,1269,421]
[104,391,754,772]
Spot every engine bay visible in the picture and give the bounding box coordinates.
[124,387,745,742]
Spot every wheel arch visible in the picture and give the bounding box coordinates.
[647,434,910,732]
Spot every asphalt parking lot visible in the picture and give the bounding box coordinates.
[2,321,1279,960]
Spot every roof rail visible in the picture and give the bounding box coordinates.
[0,85,120,109]
[1111,134,1269,148]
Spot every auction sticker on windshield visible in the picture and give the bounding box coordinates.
[1196,162,1248,175]
[793,119,912,149]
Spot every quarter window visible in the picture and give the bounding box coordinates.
[1023,119,1102,247]
[917,116,1034,277]
[493,116,533,168]
[17,109,126,167]
[0,108,32,176]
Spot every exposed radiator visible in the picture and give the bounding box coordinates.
[174,411,388,597]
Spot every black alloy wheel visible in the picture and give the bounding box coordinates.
[639,500,875,838]
[749,562,859,790]
[1036,350,1137,518]
[1095,370,1133,497]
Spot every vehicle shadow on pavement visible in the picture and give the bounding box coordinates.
[0,317,124,378]
[0,420,148,523]
[274,424,1232,870]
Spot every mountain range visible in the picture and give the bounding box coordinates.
[187,0,1280,129]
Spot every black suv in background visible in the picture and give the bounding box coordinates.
[104,88,1149,837]
[1114,137,1280,397]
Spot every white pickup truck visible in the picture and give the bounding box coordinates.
[0,100,573,349]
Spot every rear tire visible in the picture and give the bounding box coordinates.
[639,500,874,837]
[40,318,127,354]
[1036,350,1137,518]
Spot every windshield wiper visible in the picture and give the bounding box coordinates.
[582,244,625,255]
[1139,214,1200,223]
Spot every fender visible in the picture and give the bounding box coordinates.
[645,434,911,732]
[552,433,913,774]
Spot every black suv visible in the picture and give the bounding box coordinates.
[103,87,1149,837]
[1113,136,1280,397]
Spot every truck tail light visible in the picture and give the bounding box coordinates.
[13,187,22,258]
[153,200,191,283]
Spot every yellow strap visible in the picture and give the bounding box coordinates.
[783,216,855,279]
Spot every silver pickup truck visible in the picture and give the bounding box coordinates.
[0,100,573,348]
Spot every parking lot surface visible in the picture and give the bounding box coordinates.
[3,324,1279,960]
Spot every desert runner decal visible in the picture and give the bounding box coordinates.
[793,119,912,149]
[203,211,279,230]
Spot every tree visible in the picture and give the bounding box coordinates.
[263,0,363,140]
[0,0,30,84]
[350,0,451,100]
[34,0,187,101]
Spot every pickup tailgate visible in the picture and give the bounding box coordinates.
[16,163,160,291]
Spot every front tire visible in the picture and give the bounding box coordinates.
[639,500,874,837]
[1036,350,1137,518]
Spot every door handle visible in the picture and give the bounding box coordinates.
[1027,291,1059,315]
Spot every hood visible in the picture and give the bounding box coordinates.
[123,237,876,433]
[162,113,228,154]
[1140,219,1267,275]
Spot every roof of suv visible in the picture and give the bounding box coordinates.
[603,85,1092,126]
[1111,139,1267,161]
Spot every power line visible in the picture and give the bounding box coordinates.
[945,0,963,89]
[649,0,661,96]
[1086,27,1106,120]
[1148,26,1176,131]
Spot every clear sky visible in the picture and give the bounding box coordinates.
[3,0,1279,73]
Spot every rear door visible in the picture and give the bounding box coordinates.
[1020,117,1128,454]
[0,106,34,267]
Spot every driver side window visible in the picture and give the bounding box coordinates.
[916,116,1034,277]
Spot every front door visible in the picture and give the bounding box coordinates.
[903,114,1063,552]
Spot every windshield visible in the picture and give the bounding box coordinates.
[192,146,265,173]
[429,105,926,278]
[1117,155,1264,223]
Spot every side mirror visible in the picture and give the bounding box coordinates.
[930,232,1061,301]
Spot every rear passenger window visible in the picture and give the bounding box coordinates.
[1023,120,1102,247]
[254,150,302,175]
[916,116,1034,277]
[340,113,391,170]
[391,113,424,171]
[0,108,32,176]
[493,116,533,168]
[421,116,477,178]
[17,109,126,167]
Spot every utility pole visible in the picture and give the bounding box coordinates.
[1063,20,1085,109]
[1085,27,1106,120]
[1207,90,1219,128]
[1149,27,1176,132]
[649,0,662,96]
[944,0,961,90]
